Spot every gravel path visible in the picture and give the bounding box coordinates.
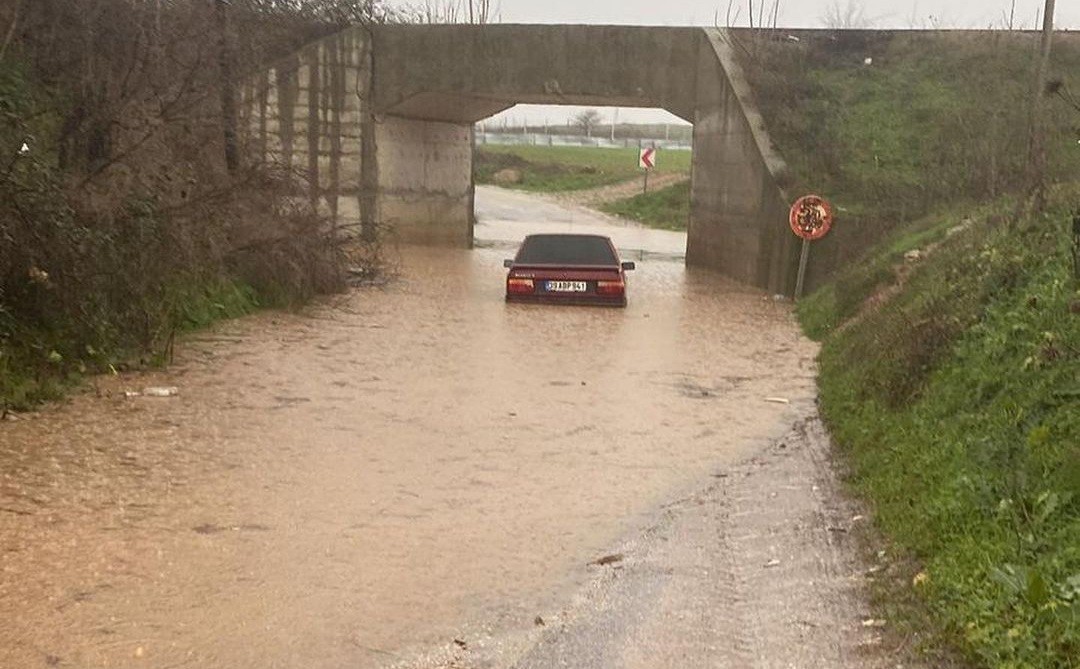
[540,173,690,207]
[387,416,900,669]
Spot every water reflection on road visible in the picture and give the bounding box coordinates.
[0,190,816,668]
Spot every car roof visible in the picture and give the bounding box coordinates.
[522,233,612,240]
[514,234,619,265]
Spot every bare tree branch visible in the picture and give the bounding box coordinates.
[0,0,20,61]
[822,0,870,29]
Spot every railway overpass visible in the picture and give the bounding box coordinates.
[242,25,798,293]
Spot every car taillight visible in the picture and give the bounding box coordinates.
[507,278,535,294]
[596,280,625,296]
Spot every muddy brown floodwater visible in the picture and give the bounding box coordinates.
[1,193,817,669]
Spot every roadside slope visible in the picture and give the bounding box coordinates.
[801,191,1080,667]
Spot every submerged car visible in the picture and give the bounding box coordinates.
[503,233,635,307]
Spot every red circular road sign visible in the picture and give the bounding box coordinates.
[789,195,834,241]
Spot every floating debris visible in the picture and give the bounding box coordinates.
[588,553,625,567]
[142,387,179,398]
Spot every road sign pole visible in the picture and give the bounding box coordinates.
[643,170,649,194]
[789,194,835,300]
[794,238,811,300]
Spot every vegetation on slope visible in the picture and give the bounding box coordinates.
[749,30,1080,668]
[740,31,1080,280]
[800,188,1080,668]
[474,145,691,192]
[599,180,691,231]
[0,2,372,411]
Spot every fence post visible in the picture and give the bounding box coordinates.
[1072,210,1080,285]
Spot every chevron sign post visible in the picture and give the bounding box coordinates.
[639,147,656,193]
[639,147,656,170]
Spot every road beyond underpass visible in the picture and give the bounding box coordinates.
[0,188,885,668]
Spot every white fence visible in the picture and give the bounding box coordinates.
[475,132,692,151]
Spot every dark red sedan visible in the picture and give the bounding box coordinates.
[503,233,636,307]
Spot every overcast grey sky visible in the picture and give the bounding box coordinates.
[441,0,1079,127]
[484,0,1078,30]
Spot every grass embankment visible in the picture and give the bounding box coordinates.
[800,191,1080,668]
[599,180,691,231]
[742,31,1080,278]
[741,33,1080,665]
[0,280,260,409]
[474,144,691,192]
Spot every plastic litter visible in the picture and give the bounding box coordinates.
[142,387,179,398]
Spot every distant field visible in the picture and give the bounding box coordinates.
[600,180,691,232]
[475,145,691,192]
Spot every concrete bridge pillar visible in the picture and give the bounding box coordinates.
[374,117,475,246]
[688,31,795,292]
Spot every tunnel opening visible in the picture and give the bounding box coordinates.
[246,24,799,294]
[470,104,693,263]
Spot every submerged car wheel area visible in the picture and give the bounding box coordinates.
[504,233,636,307]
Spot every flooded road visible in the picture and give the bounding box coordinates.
[1,189,817,668]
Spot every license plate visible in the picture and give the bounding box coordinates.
[545,280,587,293]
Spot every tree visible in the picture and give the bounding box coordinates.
[416,1,498,24]
[574,109,601,138]
[1027,0,1056,210]
[0,0,20,60]
[822,0,869,29]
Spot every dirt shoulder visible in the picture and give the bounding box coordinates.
[388,415,905,669]
[540,172,689,208]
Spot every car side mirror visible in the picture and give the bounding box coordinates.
[621,261,636,271]
[503,259,514,268]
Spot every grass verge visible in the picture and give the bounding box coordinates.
[0,278,261,411]
[599,180,691,231]
[803,189,1080,668]
[474,144,690,192]
[741,31,1080,281]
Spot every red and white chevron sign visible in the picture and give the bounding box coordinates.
[639,147,656,170]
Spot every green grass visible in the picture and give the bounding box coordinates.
[599,180,691,231]
[0,277,260,411]
[804,189,1080,668]
[797,202,983,339]
[743,32,1080,280]
[474,144,691,192]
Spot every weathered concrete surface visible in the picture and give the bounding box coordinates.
[241,30,371,228]
[375,117,475,246]
[687,31,795,292]
[241,25,796,293]
[371,25,704,123]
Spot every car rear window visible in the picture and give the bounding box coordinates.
[515,235,618,265]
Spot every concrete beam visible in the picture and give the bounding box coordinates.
[371,25,703,123]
